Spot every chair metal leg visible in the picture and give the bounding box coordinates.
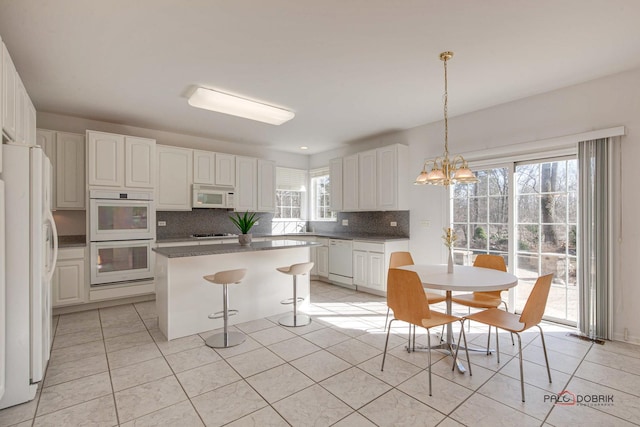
[486,325,492,355]
[537,325,553,384]
[412,324,416,352]
[453,320,473,376]
[384,307,390,331]
[496,326,500,364]
[515,332,525,402]
[381,319,395,371]
[427,328,432,396]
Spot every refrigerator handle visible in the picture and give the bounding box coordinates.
[45,210,59,282]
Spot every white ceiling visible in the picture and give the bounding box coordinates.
[1,0,639,154]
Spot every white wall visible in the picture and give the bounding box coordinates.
[310,67,640,344]
[36,112,310,169]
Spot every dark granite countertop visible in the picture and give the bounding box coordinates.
[156,232,409,244]
[58,235,87,248]
[153,239,319,258]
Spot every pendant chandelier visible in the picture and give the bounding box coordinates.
[415,51,477,187]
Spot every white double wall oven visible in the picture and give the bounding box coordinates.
[89,190,155,286]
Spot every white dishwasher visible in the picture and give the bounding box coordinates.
[328,239,354,288]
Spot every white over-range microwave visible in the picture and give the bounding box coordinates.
[192,185,234,209]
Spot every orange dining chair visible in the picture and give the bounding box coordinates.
[381,268,472,396]
[464,273,554,402]
[385,252,446,350]
[451,254,514,350]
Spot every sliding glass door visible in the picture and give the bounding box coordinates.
[452,157,578,324]
[514,158,578,323]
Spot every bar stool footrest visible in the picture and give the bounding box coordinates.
[280,297,305,305]
[208,309,239,320]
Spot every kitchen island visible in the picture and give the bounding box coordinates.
[154,240,318,340]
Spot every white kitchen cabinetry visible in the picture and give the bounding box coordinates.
[342,154,359,211]
[14,77,25,144]
[215,153,236,186]
[334,144,409,212]
[316,245,329,278]
[156,145,193,211]
[352,240,410,294]
[87,131,155,190]
[2,42,17,142]
[87,131,124,187]
[377,144,409,210]
[36,129,57,204]
[352,249,367,286]
[125,137,155,189]
[235,156,257,211]
[193,150,216,185]
[257,159,276,212]
[52,248,86,307]
[329,158,343,211]
[56,132,85,209]
[358,149,377,210]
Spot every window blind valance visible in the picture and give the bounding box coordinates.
[276,167,307,191]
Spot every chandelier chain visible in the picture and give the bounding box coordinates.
[443,54,449,158]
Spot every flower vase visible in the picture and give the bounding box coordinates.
[447,248,454,273]
[238,233,252,246]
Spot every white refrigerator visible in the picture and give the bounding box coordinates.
[0,144,58,409]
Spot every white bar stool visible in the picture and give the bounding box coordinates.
[203,268,247,348]
[277,262,314,327]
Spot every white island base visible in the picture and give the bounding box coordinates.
[155,245,312,340]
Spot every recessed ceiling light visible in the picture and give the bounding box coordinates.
[188,87,295,125]
[300,146,309,150]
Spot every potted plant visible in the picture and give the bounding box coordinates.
[230,211,259,246]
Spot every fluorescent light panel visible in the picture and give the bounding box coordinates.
[188,87,294,125]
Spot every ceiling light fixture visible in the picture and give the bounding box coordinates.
[415,52,477,187]
[300,146,309,150]
[188,87,295,125]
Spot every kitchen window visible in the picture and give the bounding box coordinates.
[310,168,336,221]
[274,167,307,220]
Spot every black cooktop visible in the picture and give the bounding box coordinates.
[192,233,237,238]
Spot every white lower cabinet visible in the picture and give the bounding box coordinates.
[352,240,409,293]
[53,247,86,307]
[316,243,329,278]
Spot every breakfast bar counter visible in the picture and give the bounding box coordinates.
[154,240,318,340]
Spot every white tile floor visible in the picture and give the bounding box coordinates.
[1,280,639,426]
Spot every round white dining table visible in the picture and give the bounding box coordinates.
[397,264,518,372]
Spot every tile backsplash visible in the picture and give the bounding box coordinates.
[156,209,274,239]
[156,209,409,239]
[309,211,409,237]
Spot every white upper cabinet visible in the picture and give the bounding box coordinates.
[377,144,409,210]
[56,132,85,209]
[14,76,26,144]
[87,131,155,190]
[87,131,125,187]
[2,42,17,142]
[334,144,409,212]
[358,149,377,210]
[215,153,236,187]
[156,145,193,211]
[329,157,343,211]
[235,156,257,212]
[193,150,216,185]
[37,129,57,203]
[125,136,155,189]
[342,154,359,211]
[25,96,36,146]
[257,159,276,212]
